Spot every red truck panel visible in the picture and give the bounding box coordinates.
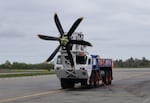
[98,59,113,67]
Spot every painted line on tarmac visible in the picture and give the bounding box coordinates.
[117,73,150,81]
[0,75,52,81]
[143,98,150,103]
[103,73,150,89]
[0,89,67,103]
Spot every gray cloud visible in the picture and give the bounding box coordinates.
[115,43,150,48]
[0,0,150,63]
[0,28,25,38]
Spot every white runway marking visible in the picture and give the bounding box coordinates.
[0,89,64,103]
[143,98,150,103]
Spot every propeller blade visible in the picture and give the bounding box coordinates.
[67,17,83,37]
[38,34,59,41]
[46,45,61,62]
[66,46,74,67]
[69,40,92,46]
[54,13,64,36]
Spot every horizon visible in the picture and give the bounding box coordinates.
[0,56,149,65]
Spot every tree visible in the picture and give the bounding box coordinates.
[113,57,150,68]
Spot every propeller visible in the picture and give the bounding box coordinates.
[38,13,92,67]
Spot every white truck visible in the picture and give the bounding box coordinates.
[38,13,113,89]
[54,33,113,88]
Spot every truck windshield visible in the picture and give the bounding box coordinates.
[76,56,87,64]
[57,55,62,64]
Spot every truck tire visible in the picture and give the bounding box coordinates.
[68,81,75,88]
[90,78,94,87]
[90,71,99,88]
[81,79,87,87]
[89,71,95,87]
[61,79,74,89]
[94,71,100,87]
[61,79,67,89]
[102,71,109,85]
[94,76,97,87]
[108,70,112,85]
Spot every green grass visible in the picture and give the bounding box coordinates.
[0,70,55,78]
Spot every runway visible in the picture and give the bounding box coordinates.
[0,68,150,103]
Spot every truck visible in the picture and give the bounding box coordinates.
[38,13,113,89]
[55,53,113,88]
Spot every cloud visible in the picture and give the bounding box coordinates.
[115,43,150,48]
[0,28,25,38]
[0,0,150,63]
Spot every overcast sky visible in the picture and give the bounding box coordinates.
[0,0,150,64]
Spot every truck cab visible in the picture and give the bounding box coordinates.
[54,53,92,78]
[54,53,93,88]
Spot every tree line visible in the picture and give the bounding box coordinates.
[0,60,54,70]
[0,57,150,69]
[114,57,150,68]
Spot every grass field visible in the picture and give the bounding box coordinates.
[0,69,55,78]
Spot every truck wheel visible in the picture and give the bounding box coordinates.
[102,71,109,85]
[89,77,94,87]
[94,79,99,87]
[108,70,112,85]
[68,81,75,88]
[81,79,87,87]
[60,79,74,89]
[108,79,112,85]
[94,71,100,87]
[94,77,97,87]
[89,71,95,87]
[105,71,109,85]
[61,79,67,89]
[101,72,106,85]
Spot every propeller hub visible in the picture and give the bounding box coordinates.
[60,36,69,46]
